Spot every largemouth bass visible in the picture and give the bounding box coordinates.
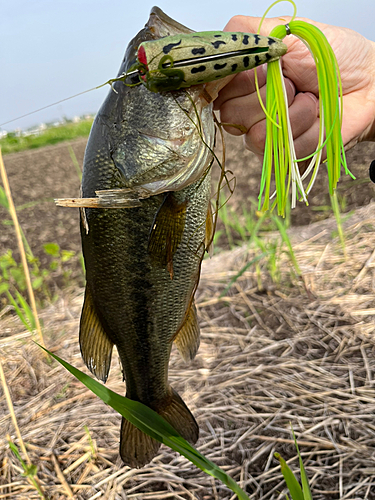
[80,7,215,468]
[79,7,287,468]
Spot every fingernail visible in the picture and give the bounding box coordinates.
[306,92,318,105]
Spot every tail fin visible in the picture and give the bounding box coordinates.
[120,419,161,468]
[120,387,199,468]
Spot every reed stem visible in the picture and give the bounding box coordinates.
[0,148,46,348]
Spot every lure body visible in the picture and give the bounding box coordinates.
[135,31,287,92]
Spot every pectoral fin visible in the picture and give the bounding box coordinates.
[173,301,200,362]
[79,287,114,383]
[148,193,187,277]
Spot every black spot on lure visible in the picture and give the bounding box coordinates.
[122,31,287,93]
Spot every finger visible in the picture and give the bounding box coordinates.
[213,66,267,110]
[219,83,267,136]
[219,78,296,137]
[293,118,324,162]
[288,92,319,139]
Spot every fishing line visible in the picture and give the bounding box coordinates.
[174,91,236,257]
[0,87,101,128]
[0,72,139,128]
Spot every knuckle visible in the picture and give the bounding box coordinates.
[219,103,244,136]
[246,121,267,153]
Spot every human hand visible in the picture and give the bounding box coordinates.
[214,16,375,160]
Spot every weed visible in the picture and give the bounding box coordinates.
[216,196,301,293]
[271,214,302,277]
[55,383,70,399]
[275,428,313,499]
[84,425,97,461]
[43,242,76,282]
[8,440,46,500]
[0,244,77,314]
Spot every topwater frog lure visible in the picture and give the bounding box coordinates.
[115,31,287,92]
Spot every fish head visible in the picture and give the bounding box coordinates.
[82,7,215,198]
[120,7,194,80]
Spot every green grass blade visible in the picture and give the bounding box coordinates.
[271,215,301,277]
[330,191,346,257]
[219,209,270,297]
[68,145,82,181]
[219,252,269,298]
[6,291,30,330]
[15,290,36,330]
[8,440,27,469]
[291,429,313,500]
[218,195,235,249]
[37,344,251,500]
[0,187,35,261]
[274,453,304,500]
[0,186,9,210]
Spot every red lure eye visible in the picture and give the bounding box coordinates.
[137,45,148,81]
[137,45,148,67]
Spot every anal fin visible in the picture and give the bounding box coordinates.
[174,301,200,362]
[79,287,114,382]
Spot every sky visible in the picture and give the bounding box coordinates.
[1,0,374,132]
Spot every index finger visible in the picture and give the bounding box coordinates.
[213,65,267,110]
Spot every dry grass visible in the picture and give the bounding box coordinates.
[1,205,375,499]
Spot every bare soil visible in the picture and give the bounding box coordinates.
[1,213,375,499]
[1,135,374,275]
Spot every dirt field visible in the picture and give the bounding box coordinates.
[1,134,374,277]
[1,137,375,499]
